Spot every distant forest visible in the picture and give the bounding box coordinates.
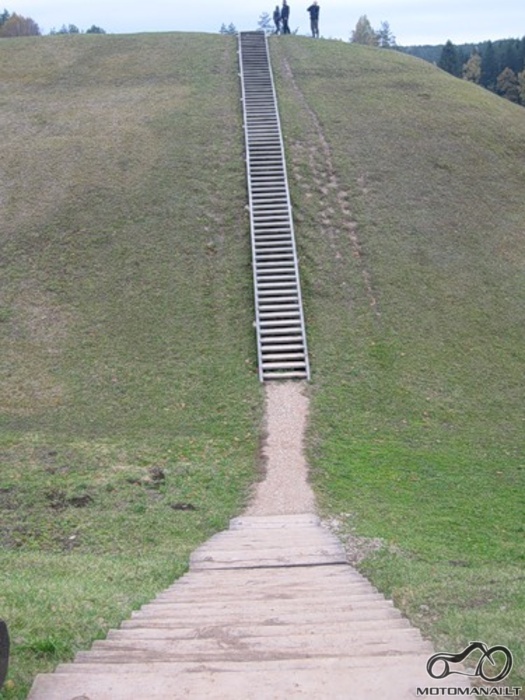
[400,37,525,105]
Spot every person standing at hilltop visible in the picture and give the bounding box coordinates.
[281,1,291,34]
[273,5,281,34]
[306,1,320,38]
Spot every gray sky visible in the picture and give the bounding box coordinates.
[14,1,524,45]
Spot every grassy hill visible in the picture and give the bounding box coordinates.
[1,33,524,694]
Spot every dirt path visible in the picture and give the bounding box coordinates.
[245,381,315,516]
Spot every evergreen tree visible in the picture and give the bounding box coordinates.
[0,9,9,26]
[86,25,106,34]
[481,41,499,89]
[377,21,396,48]
[438,40,461,77]
[519,36,525,70]
[257,12,273,35]
[350,15,379,46]
[219,22,237,35]
[503,41,520,73]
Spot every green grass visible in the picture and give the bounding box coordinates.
[271,38,525,684]
[0,33,262,698]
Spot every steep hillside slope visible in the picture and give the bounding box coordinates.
[271,38,525,680]
[1,33,262,696]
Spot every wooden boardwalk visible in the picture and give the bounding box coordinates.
[29,514,469,698]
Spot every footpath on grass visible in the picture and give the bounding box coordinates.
[28,383,470,699]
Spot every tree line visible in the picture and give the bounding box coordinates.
[0,8,39,36]
[0,8,105,37]
[403,37,525,106]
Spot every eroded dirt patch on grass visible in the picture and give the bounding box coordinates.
[280,56,381,319]
[321,514,386,565]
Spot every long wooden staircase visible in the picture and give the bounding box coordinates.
[28,514,470,698]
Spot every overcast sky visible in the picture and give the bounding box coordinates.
[13,1,524,45]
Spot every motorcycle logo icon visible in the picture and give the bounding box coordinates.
[427,641,513,682]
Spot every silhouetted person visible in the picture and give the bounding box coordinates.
[307,1,319,38]
[273,5,281,34]
[281,1,291,34]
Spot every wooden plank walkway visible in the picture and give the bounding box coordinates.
[28,514,470,698]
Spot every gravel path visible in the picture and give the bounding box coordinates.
[245,381,315,516]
